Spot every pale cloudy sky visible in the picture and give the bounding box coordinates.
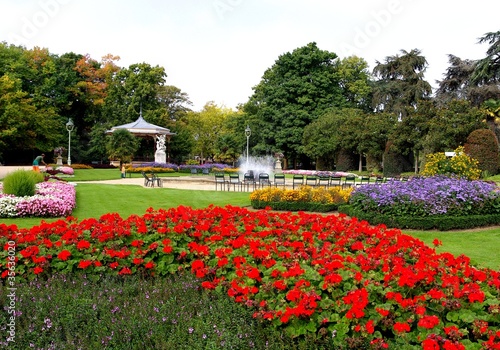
[1,0,498,111]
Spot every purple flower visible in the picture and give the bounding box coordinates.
[350,176,499,216]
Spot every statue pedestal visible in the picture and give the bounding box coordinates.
[275,159,283,173]
[155,150,166,164]
[56,156,63,166]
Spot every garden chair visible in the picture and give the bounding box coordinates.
[242,172,256,192]
[292,174,304,189]
[375,176,385,184]
[227,173,242,191]
[152,173,163,187]
[258,173,271,188]
[141,171,154,187]
[274,173,286,188]
[342,175,356,188]
[318,176,330,188]
[305,175,318,187]
[214,173,226,191]
[359,176,370,185]
[329,175,342,187]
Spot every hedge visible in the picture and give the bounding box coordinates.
[338,205,500,231]
[251,200,339,213]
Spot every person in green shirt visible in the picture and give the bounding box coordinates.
[33,154,47,172]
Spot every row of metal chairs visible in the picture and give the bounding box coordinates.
[215,172,284,191]
[290,174,409,188]
[214,173,410,191]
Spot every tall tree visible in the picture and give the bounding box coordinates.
[472,31,500,85]
[248,42,368,168]
[336,56,373,111]
[372,49,432,119]
[435,55,476,105]
[102,63,168,126]
[185,102,234,162]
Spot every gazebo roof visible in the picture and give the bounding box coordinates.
[106,111,175,137]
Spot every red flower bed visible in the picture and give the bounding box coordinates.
[1,205,499,348]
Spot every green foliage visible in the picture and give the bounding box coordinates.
[1,170,40,196]
[464,128,499,175]
[421,146,481,180]
[184,102,235,161]
[106,129,140,165]
[424,100,488,153]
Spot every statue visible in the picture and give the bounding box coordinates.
[155,135,167,163]
[156,135,166,151]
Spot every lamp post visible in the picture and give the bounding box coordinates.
[66,118,74,166]
[245,125,251,167]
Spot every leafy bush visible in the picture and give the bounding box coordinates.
[464,128,500,176]
[421,146,481,180]
[1,170,42,197]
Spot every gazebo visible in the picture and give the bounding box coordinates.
[106,109,176,164]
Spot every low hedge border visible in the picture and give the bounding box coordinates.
[338,204,500,231]
[251,200,339,213]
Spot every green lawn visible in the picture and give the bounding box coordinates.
[405,229,500,271]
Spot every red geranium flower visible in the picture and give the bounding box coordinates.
[57,250,71,261]
[418,315,440,329]
[78,260,92,269]
[119,267,132,275]
[394,322,411,333]
[76,240,90,250]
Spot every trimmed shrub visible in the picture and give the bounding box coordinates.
[335,148,356,171]
[382,142,411,177]
[339,204,500,231]
[464,128,499,175]
[251,200,339,212]
[1,170,42,197]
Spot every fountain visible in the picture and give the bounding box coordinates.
[238,155,275,180]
